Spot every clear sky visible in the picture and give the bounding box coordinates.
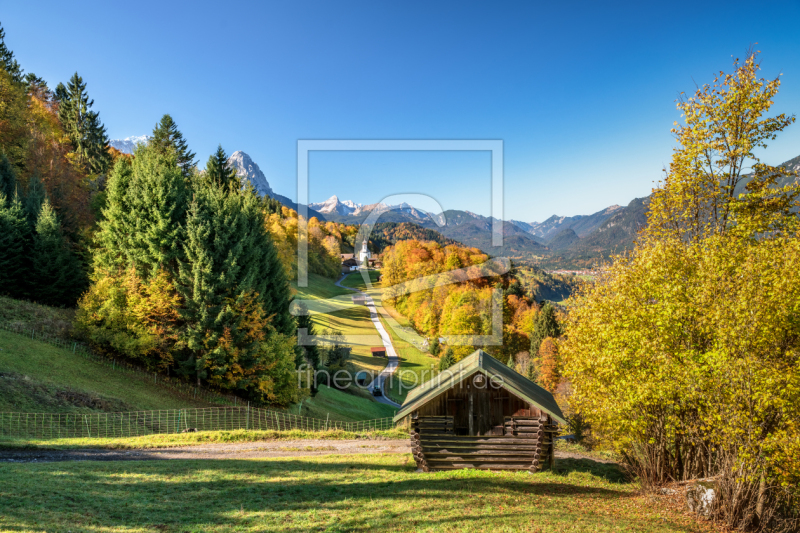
[3,0,799,221]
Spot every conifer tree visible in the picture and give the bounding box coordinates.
[56,73,111,174]
[0,22,22,83]
[295,303,320,370]
[0,192,29,298]
[151,114,195,178]
[530,301,561,356]
[94,158,134,272]
[0,153,16,201]
[101,145,188,278]
[178,183,294,388]
[204,145,239,192]
[31,199,85,306]
[439,347,455,371]
[24,173,46,225]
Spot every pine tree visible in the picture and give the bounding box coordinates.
[0,192,29,298]
[507,354,515,370]
[105,145,188,278]
[295,302,320,370]
[178,182,294,388]
[57,73,111,174]
[0,22,23,83]
[0,153,16,201]
[439,347,455,371]
[23,173,46,225]
[31,199,86,306]
[530,301,561,356]
[204,145,239,192]
[94,158,135,272]
[151,114,196,178]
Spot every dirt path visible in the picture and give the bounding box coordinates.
[0,439,612,464]
[0,438,413,463]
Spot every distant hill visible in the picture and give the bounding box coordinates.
[370,222,460,252]
[546,228,579,250]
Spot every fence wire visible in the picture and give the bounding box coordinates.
[0,407,396,440]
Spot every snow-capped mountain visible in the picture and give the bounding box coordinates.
[309,196,433,220]
[227,151,274,197]
[309,195,363,216]
[109,135,151,154]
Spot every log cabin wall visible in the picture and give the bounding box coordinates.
[409,414,557,472]
[413,374,543,436]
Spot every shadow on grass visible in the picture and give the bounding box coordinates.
[0,456,701,533]
[550,457,627,483]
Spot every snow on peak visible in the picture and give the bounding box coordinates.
[108,135,151,154]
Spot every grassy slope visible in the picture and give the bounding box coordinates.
[0,289,391,422]
[379,305,440,404]
[295,385,397,421]
[293,272,388,376]
[0,330,214,413]
[290,272,396,420]
[340,269,440,404]
[0,454,713,533]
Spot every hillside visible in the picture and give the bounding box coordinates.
[0,330,215,413]
[370,221,460,252]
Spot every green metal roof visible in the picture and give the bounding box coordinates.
[392,349,566,424]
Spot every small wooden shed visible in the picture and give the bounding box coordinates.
[370,346,386,358]
[393,349,566,472]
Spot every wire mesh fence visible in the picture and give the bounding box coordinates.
[0,407,396,440]
[0,322,248,407]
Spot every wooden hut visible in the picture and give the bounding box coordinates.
[393,349,565,473]
[370,346,386,358]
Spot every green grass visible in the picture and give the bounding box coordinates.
[0,330,213,413]
[0,295,75,336]
[291,272,352,301]
[294,385,397,422]
[0,428,408,450]
[0,454,713,532]
[292,271,390,379]
[379,305,440,404]
[339,269,380,292]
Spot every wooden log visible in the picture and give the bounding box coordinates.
[425,463,534,470]
[422,444,541,453]
[508,420,541,426]
[425,450,541,457]
[419,435,541,443]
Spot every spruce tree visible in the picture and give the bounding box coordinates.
[178,182,293,387]
[439,348,455,371]
[31,199,85,306]
[295,303,320,370]
[130,147,188,277]
[57,73,111,174]
[23,173,46,225]
[151,114,196,178]
[94,158,135,272]
[0,23,23,83]
[204,145,239,192]
[0,153,16,201]
[530,301,561,357]
[0,192,29,298]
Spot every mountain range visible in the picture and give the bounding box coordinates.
[108,139,800,269]
[109,135,151,154]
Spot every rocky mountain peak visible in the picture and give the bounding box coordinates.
[227,151,274,197]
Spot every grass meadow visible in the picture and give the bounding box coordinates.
[0,453,713,533]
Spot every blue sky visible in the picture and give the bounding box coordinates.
[3,0,800,221]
